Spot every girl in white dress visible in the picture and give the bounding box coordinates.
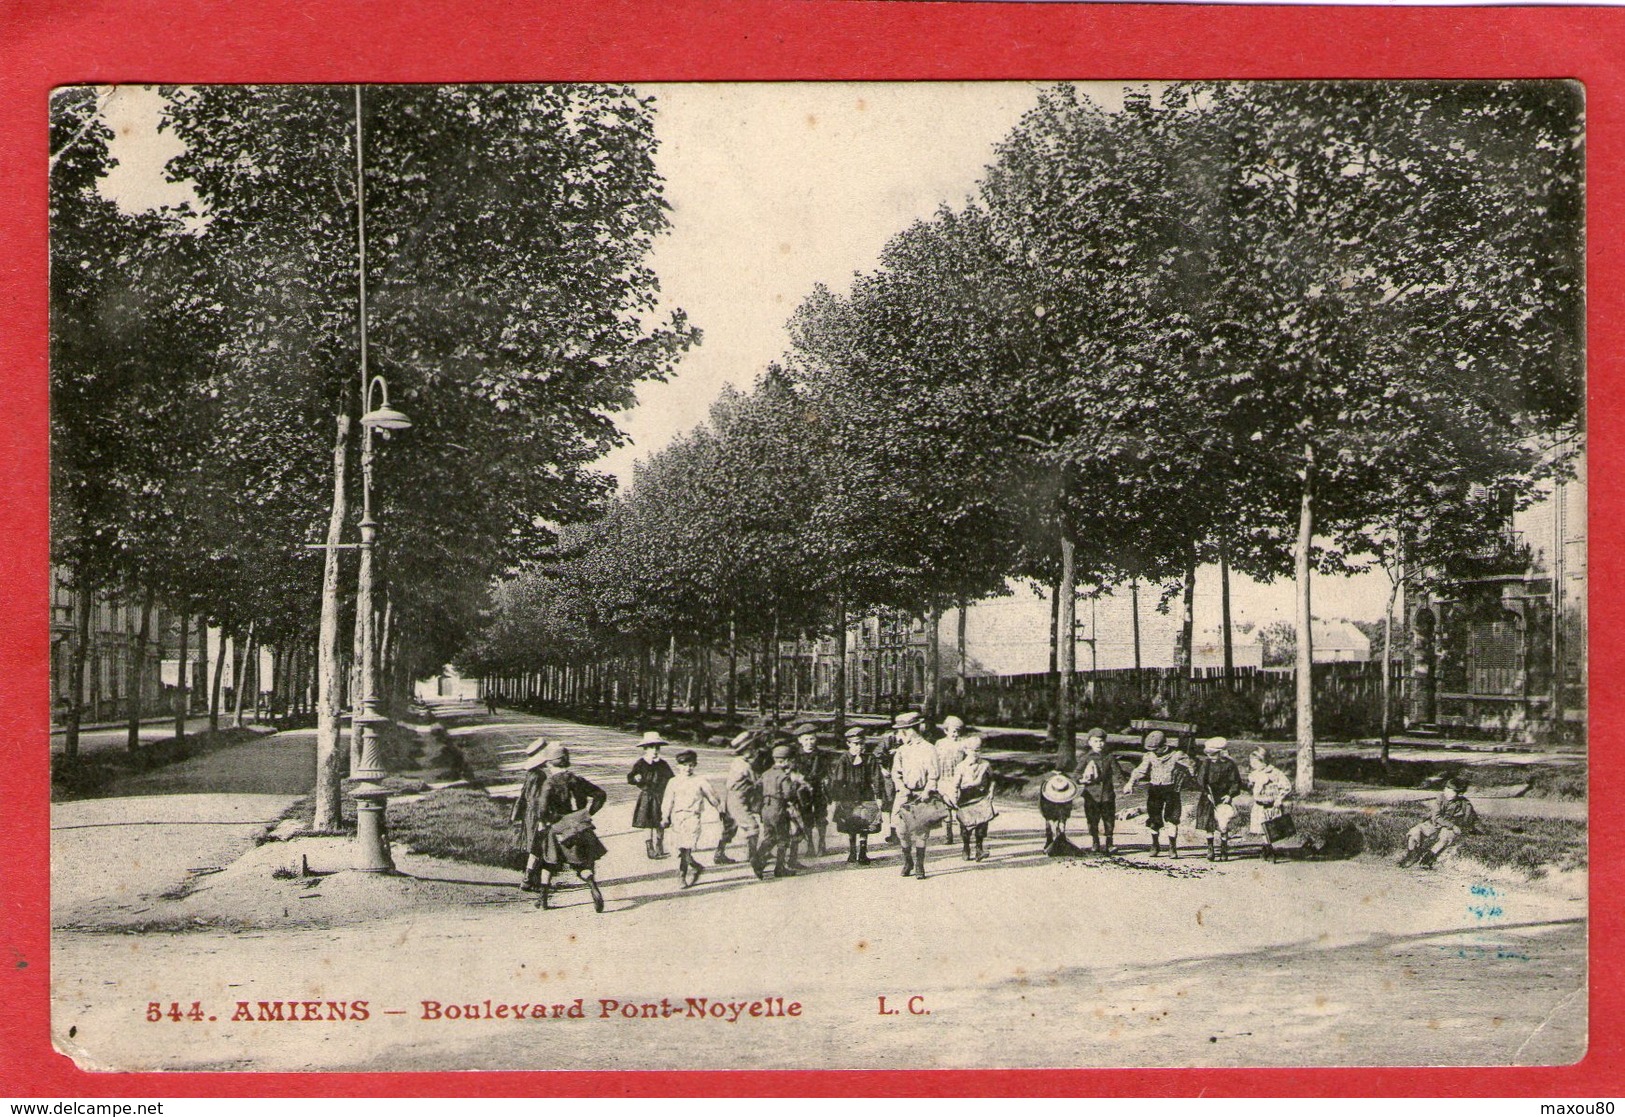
[662,749,722,888]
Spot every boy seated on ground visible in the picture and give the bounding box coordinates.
[1399,774,1478,869]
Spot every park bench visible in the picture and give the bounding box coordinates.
[1129,718,1198,752]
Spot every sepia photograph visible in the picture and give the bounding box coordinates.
[46,78,1586,1073]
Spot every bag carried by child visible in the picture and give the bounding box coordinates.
[835,799,884,835]
[956,795,997,828]
[550,807,595,842]
[899,794,950,831]
[1263,812,1296,842]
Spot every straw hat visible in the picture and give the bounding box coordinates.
[523,736,552,757]
[539,741,570,768]
[1041,773,1079,804]
[892,711,922,730]
[728,730,757,754]
[639,731,667,749]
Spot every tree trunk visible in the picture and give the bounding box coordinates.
[234,621,257,728]
[209,624,227,731]
[665,632,677,715]
[770,613,781,719]
[1219,538,1234,683]
[870,629,881,715]
[126,586,153,752]
[1056,537,1078,770]
[727,612,738,718]
[314,412,353,832]
[1381,559,1402,769]
[377,593,395,711]
[956,594,968,705]
[63,581,92,760]
[1130,578,1143,672]
[833,599,847,735]
[792,632,802,714]
[925,605,942,722]
[1047,579,1061,744]
[1177,546,1197,677]
[174,609,191,743]
[1294,451,1316,795]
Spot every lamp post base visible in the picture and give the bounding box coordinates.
[348,782,395,873]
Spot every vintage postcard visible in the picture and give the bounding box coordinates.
[44,75,1588,1077]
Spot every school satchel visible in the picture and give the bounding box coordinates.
[846,800,884,834]
[956,796,996,828]
[549,807,595,843]
[1264,812,1296,842]
[901,794,950,830]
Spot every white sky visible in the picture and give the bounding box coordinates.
[91,81,1391,622]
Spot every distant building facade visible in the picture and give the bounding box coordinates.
[1407,449,1586,738]
[49,566,202,724]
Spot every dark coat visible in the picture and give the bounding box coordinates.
[1192,754,1244,832]
[1074,751,1120,803]
[758,764,809,837]
[514,767,608,868]
[1194,755,1245,801]
[628,756,674,830]
[826,751,886,802]
[793,747,834,812]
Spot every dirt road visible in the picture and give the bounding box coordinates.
[50,711,1587,1072]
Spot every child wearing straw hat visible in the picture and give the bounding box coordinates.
[512,742,609,912]
[628,731,675,859]
[1039,770,1080,855]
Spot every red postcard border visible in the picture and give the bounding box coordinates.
[1,0,1618,1098]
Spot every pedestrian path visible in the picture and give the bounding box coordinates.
[50,729,318,926]
[50,715,215,757]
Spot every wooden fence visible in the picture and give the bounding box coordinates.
[946,662,1407,738]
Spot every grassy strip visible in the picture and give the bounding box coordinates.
[1314,753,1586,800]
[51,727,268,800]
[1294,804,1586,875]
[386,787,525,872]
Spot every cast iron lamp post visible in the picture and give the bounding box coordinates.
[347,374,411,872]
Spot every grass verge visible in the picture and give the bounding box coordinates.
[1295,804,1586,875]
[386,787,525,872]
[51,727,268,801]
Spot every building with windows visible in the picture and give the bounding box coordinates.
[1407,450,1586,739]
[49,567,201,724]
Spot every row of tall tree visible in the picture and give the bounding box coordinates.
[50,84,694,824]
[468,81,1583,786]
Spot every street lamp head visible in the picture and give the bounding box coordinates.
[361,404,412,431]
[361,374,412,431]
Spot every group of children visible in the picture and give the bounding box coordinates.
[1038,729,1297,862]
[513,715,1484,912]
[625,713,996,884]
